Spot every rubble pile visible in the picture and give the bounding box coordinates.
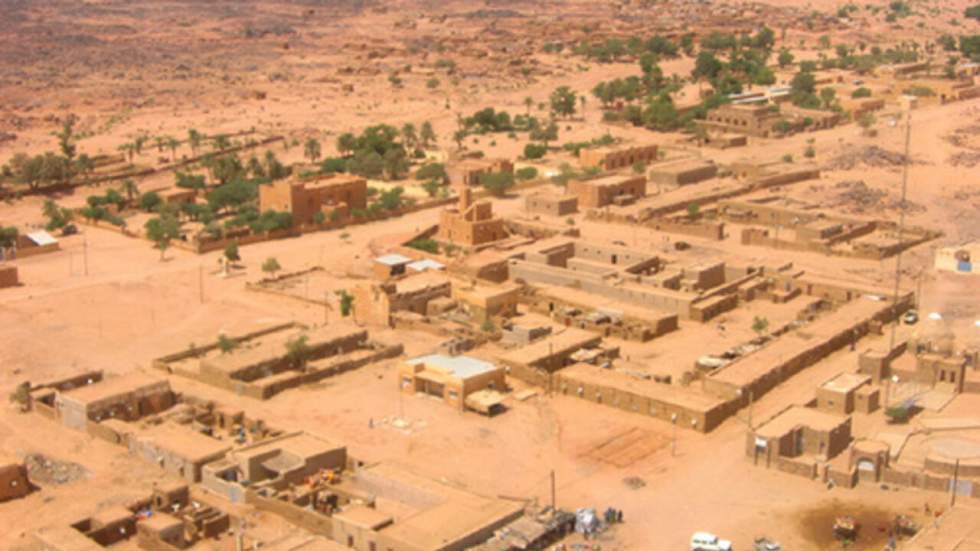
[824,145,915,170]
[23,453,89,485]
[829,180,925,214]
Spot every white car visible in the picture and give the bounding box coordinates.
[691,532,733,551]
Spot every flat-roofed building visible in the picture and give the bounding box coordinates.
[0,459,33,502]
[437,187,507,247]
[399,354,506,413]
[129,422,232,482]
[202,431,347,502]
[567,174,646,209]
[259,175,368,226]
[579,144,658,171]
[54,373,175,430]
[0,264,17,288]
[556,363,730,432]
[747,405,852,464]
[816,372,878,415]
[648,159,718,187]
[447,158,514,187]
[524,192,578,217]
[698,103,782,138]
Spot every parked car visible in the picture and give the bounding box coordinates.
[691,532,733,551]
[754,537,781,551]
[903,310,919,325]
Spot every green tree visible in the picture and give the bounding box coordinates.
[336,290,354,317]
[777,48,795,68]
[336,132,357,157]
[262,257,281,278]
[75,154,95,182]
[56,114,79,164]
[481,172,515,197]
[0,226,18,249]
[752,316,770,336]
[401,123,418,151]
[188,129,203,156]
[304,138,322,163]
[819,87,837,109]
[549,86,578,119]
[224,242,240,264]
[42,200,74,232]
[285,335,311,368]
[217,334,237,354]
[419,122,436,149]
[120,179,138,205]
[687,203,700,218]
[144,214,181,260]
[382,147,409,180]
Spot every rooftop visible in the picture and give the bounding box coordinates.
[754,406,848,439]
[710,298,888,388]
[573,173,644,188]
[406,354,499,380]
[499,328,601,366]
[376,253,413,266]
[560,363,727,413]
[821,372,871,394]
[135,422,232,463]
[59,372,169,406]
[234,431,343,463]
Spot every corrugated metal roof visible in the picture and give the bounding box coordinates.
[375,253,412,266]
[26,230,57,246]
[406,354,497,379]
[407,259,445,272]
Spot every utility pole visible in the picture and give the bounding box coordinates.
[951,458,961,508]
[550,470,556,510]
[671,414,678,456]
[889,112,912,352]
[83,234,89,276]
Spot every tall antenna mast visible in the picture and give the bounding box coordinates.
[888,112,912,352]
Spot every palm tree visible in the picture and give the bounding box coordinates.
[133,135,148,155]
[118,143,135,164]
[154,136,166,153]
[188,129,202,156]
[75,154,95,183]
[121,179,138,205]
[304,138,322,163]
[166,137,180,162]
[213,135,231,152]
[524,96,534,115]
[420,121,436,149]
[401,123,417,151]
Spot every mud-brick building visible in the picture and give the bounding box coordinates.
[578,143,658,171]
[0,460,33,502]
[129,422,232,482]
[437,187,507,247]
[447,158,514,187]
[567,174,646,209]
[54,373,175,430]
[698,103,782,138]
[0,264,17,288]
[259,175,367,225]
[747,406,852,467]
[399,354,506,413]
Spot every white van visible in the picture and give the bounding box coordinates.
[691,532,733,551]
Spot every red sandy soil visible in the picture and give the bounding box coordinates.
[1,1,979,550]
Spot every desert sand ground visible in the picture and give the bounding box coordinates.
[1,1,980,550]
